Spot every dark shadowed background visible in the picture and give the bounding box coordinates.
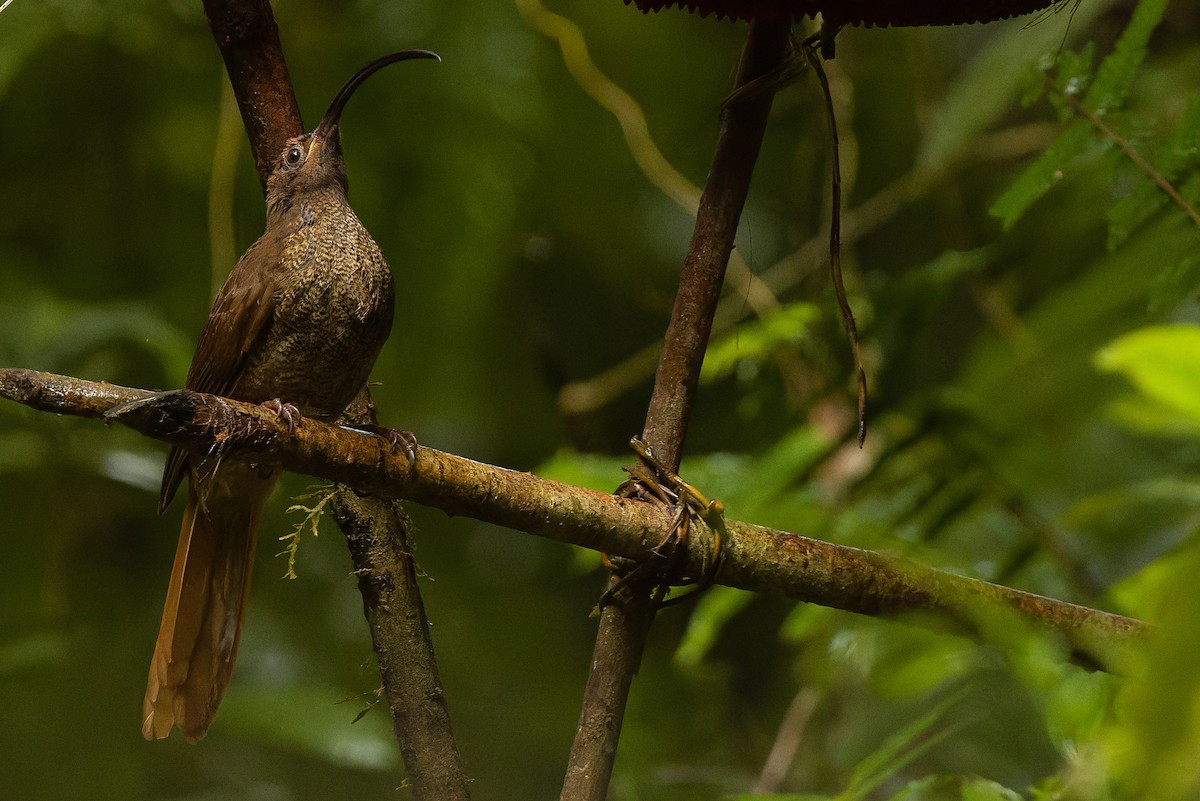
[2,0,1200,799]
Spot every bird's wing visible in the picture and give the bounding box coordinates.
[159,233,285,513]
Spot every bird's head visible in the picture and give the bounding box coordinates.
[266,49,440,212]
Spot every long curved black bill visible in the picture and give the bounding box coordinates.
[314,49,441,137]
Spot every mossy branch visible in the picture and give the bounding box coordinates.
[0,367,1147,674]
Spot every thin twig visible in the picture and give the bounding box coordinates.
[515,0,699,213]
[754,688,819,793]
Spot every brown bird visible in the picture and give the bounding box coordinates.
[142,49,439,741]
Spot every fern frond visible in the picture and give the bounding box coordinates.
[991,0,1171,230]
[1107,97,1200,248]
[990,119,1096,230]
[1083,0,1168,115]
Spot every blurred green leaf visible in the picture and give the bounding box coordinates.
[221,682,400,770]
[888,774,1024,801]
[1107,543,1200,801]
[989,119,1095,229]
[1082,0,1167,115]
[675,585,754,668]
[0,633,69,675]
[916,0,1111,171]
[1045,43,1096,121]
[729,795,830,801]
[991,0,1170,231]
[702,303,821,384]
[1096,324,1200,426]
[835,694,968,801]
[537,447,627,493]
[1106,98,1200,249]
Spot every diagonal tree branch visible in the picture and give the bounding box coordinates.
[639,20,793,470]
[202,0,304,190]
[561,19,794,801]
[0,370,1146,670]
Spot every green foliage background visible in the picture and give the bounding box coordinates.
[1,0,1199,798]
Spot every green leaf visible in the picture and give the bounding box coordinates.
[887,774,1024,801]
[1185,172,1200,205]
[1109,543,1200,800]
[674,586,755,668]
[961,777,1025,801]
[993,0,1171,230]
[536,448,626,493]
[989,119,1096,229]
[1045,42,1096,122]
[835,694,969,801]
[1083,0,1169,114]
[1106,96,1200,248]
[220,683,400,770]
[1018,58,1052,109]
[1095,324,1200,426]
[1146,93,1200,174]
[702,303,821,384]
[916,0,1112,170]
[729,795,830,801]
[870,636,970,700]
[1150,243,1200,314]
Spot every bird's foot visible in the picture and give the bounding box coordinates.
[356,424,418,463]
[262,398,302,431]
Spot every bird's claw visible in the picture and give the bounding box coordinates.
[357,424,418,463]
[262,398,302,432]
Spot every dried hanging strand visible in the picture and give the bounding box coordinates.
[723,30,867,445]
[804,34,868,446]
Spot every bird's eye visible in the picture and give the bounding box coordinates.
[284,145,305,168]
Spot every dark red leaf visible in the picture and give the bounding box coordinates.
[624,0,1063,27]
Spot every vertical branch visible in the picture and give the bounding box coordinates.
[202,0,303,190]
[560,19,792,801]
[330,491,472,801]
[559,582,659,799]
[327,391,468,798]
[199,2,464,792]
